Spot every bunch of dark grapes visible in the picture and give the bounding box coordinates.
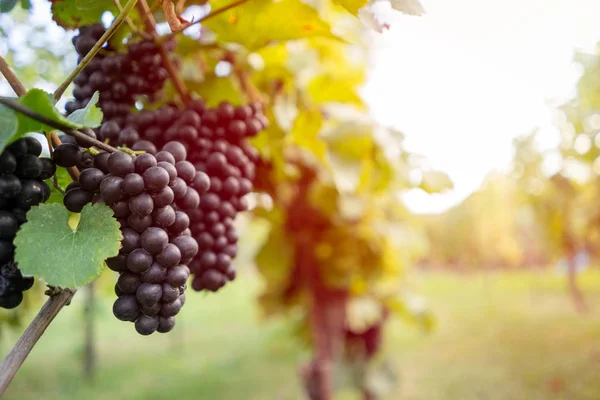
[0,137,56,308]
[118,101,266,292]
[61,143,204,335]
[66,24,171,130]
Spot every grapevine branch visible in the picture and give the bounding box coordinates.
[137,0,191,104]
[0,289,76,396]
[0,55,26,97]
[53,0,140,101]
[0,98,118,153]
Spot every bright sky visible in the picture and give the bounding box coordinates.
[362,0,600,214]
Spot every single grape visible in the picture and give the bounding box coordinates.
[79,168,105,192]
[162,141,187,162]
[136,282,162,306]
[141,262,167,283]
[135,314,159,335]
[129,192,154,216]
[64,188,93,213]
[157,316,175,333]
[140,227,169,255]
[117,272,142,294]
[107,151,135,176]
[127,214,153,233]
[159,298,182,317]
[0,175,21,199]
[126,248,153,273]
[156,244,181,268]
[143,166,170,193]
[53,143,82,168]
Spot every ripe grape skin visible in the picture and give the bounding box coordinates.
[123,173,145,196]
[99,175,124,203]
[157,316,175,333]
[129,192,154,216]
[126,248,153,273]
[140,227,169,255]
[157,161,177,184]
[117,272,142,294]
[53,144,82,168]
[107,151,135,176]
[156,244,181,268]
[143,166,170,193]
[63,188,93,213]
[135,314,159,335]
[165,266,189,287]
[134,153,157,173]
[136,282,162,306]
[153,186,175,208]
[79,168,105,192]
[141,262,167,283]
[113,295,140,322]
[171,236,198,260]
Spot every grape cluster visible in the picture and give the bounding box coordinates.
[61,144,204,335]
[0,137,56,308]
[102,100,266,292]
[66,24,170,129]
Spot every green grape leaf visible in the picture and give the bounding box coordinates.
[0,0,18,12]
[51,0,117,29]
[204,0,340,50]
[0,103,18,153]
[67,91,103,127]
[14,203,122,288]
[17,89,83,136]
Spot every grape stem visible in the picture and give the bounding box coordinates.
[53,0,140,102]
[0,98,118,154]
[136,0,191,104]
[0,55,27,97]
[0,289,76,396]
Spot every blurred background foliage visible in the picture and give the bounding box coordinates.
[1,0,600,399]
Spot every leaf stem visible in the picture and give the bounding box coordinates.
[0,55,27,97]
[137,0,190,104]
[53,0,140,102]
[0,289,76,396]
[163,0,252,41]
[0,98,119,154]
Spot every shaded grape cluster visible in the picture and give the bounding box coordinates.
[66,24,171,129]
[61,144,204,334]
[0,137,56,308]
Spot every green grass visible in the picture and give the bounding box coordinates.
[2,269,600,399]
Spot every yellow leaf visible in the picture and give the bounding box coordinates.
[205,0,341,50]
[255,224,294,287]
[419,170,454,193]
[332,0,369,15]
[307,70,365,106]
[290,109,327,161]
[185,74,244,106]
